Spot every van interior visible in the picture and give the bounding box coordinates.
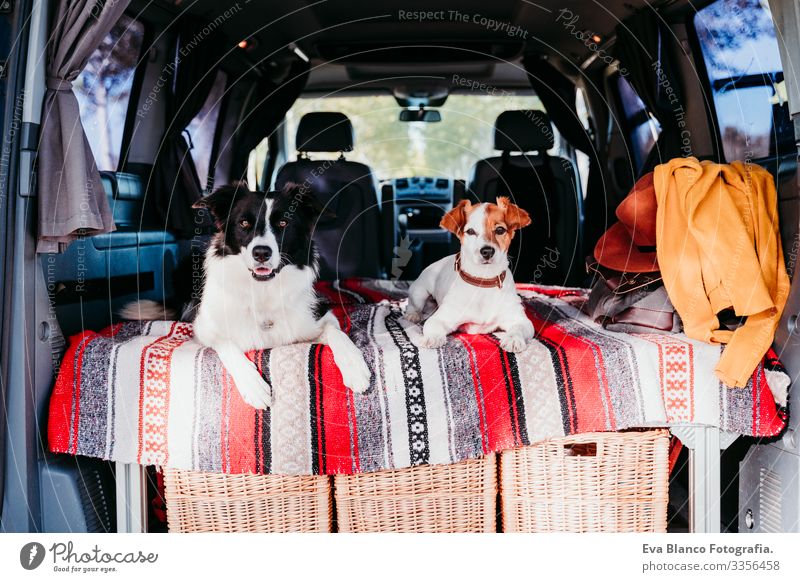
[1,0,799,533]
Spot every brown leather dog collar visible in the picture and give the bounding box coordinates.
[454,253,506,289]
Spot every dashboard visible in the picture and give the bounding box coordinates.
[390,176,455,231]
[385,176,461,278]
[393,176,452,200]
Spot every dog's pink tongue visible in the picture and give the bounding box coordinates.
[254,266,273,275]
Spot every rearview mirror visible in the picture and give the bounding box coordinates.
[399,108,441,122]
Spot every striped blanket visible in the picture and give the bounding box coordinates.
[48,279,789,476]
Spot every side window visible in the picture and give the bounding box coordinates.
[247,136,270,191]
[694,0,791,161]
[616,75,662,173]
[186,70,227,192]
[73,14,145,171]
[575,88,591,197]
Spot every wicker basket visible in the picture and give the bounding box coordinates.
[163,469,332,532]
[500,430,669,532]
[334,455,497,532]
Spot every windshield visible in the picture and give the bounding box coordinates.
[283,93,553,180]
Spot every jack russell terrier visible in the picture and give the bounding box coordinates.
[404,197,535,352]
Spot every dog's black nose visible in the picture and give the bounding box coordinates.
[252,246,272,263]
[480,246,495,260]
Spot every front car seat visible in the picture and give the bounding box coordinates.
[468,110,583,285]
[275,112,382,280]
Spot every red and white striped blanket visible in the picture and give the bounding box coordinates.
[48,279,789,475]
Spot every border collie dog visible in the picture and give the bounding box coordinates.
[404,197,535,352]
[123,182,370,409]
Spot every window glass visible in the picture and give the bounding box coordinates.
[694,0,791,160]
[186,70,227,192]
[248,136,269,190]
[616,75,661,173]
[575,88,591,196]
[73,14,145,171]
[284,94,557,180]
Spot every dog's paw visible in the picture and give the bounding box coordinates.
[232,368,273,409]
[340,354,371,394]
[415,332,447,349]
[404,309,423,324]
[497,331,528,353]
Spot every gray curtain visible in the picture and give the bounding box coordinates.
[613,11,687,174]
[150,17,222,237]
[37,0,130,253]
[770,0,800,118]
[230,59,310,180]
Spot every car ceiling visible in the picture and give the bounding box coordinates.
[145,0,658,93]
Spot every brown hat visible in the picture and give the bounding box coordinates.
[594,172,658,273]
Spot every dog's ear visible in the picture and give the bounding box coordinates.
[193,181,249,226]
[496,196,531,230]
[440,199,472,237]
[279,182,336,221]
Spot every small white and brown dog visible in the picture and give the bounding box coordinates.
[404,197,535,352]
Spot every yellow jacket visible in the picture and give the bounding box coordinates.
[654,157,790,388]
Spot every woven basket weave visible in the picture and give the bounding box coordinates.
[334,455,497,532]
[500,430,669,532]
[163,469,332,532]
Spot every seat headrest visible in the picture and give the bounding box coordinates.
[99,171,144,200]
[296,112,354,152]
[494,110,554,152]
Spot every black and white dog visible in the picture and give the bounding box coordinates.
[122,182,370,409]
